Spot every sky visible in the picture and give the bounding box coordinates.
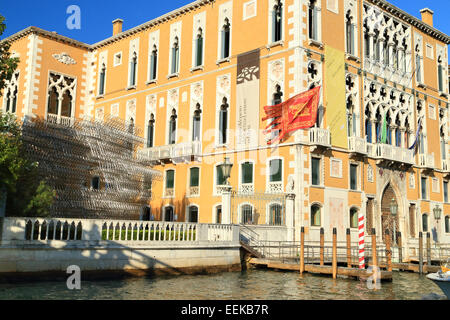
[0,0,449,45]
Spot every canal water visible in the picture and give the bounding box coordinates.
[0,270,446,300]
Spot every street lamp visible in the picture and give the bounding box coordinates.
[433,205,442,244]
[221,157,233,186]
[390,198,398,246]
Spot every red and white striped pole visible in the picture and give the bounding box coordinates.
[358,213,365,269]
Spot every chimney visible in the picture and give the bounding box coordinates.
[112,19,123,36]
[420,8,434,27]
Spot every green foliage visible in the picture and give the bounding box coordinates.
[0,113,55,217]
[0,14,19,93]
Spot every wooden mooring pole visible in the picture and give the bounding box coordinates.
[300,227,305,274]
[346,228,352,268]
[397,231,403,263]
[320,228,324,266]
[426,232,431,266]
[332,228,337,279]
[371,228,377,268]
[419,232,423,275]
[385,229,392,272]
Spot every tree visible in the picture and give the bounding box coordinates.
[0,109,55,217]
[0,14,19,93]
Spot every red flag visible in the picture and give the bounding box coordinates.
[263,86,321,145]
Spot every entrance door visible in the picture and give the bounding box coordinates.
[381,184,399,245]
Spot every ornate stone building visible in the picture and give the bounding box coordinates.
[1,0,450,253]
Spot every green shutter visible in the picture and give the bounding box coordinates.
[242,162,253,184]
[270,159,282,182]
[166,170,175,189]
[190,168,199,187]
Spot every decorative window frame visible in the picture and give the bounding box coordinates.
[344,0,358,59]
[189,81,204,142]
[187,166,201,198]
[267,0,285,45]
[238,159,255,194]
[192,11,206,70]
[310,155,324,187]
[144,94,157,148]
[127,38,140,89]
[110,103,119,118]
[266,156,284,194]
[168,21,182,77]
[432,177,440,194]
[307,0,323,46]
[163,169,176,199]
[215,74,231,147]
[44,70,77,122]
[97,51,108,97]
[166,88,180,145]
[2,71,20,114]
[217,1,233,62]
[147,30,160,83]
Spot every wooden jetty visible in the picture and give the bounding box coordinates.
[241,226,448,282]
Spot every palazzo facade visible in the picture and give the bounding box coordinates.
[2,0,450,247]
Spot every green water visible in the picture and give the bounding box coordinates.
[0,270,446,300]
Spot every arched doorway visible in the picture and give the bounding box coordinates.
[381,184,399,245]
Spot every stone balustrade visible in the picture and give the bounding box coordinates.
[0,217,240,245]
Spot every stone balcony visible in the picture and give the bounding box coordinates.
[138,141,202,164]
[309,127,331,148]
[46,114,75,127]
[367,143,414,165]
[348,136,367,155]
[419,153,435,169]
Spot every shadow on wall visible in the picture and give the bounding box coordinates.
[158,193,197,223]
[0,217,238,283]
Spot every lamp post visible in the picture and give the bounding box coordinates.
[221,157,233,186]
[433,205,442,245]
[390,198,398,246]
[220,157,233,225]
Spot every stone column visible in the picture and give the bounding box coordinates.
[370,118,377,145]
[368,33,375,61]
[221,186,233,224]
[286,193,296,242]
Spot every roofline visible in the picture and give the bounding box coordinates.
[91,0,213,49]
[2,26,92,50]
[367,0,450,45]
[2,0,449,50]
